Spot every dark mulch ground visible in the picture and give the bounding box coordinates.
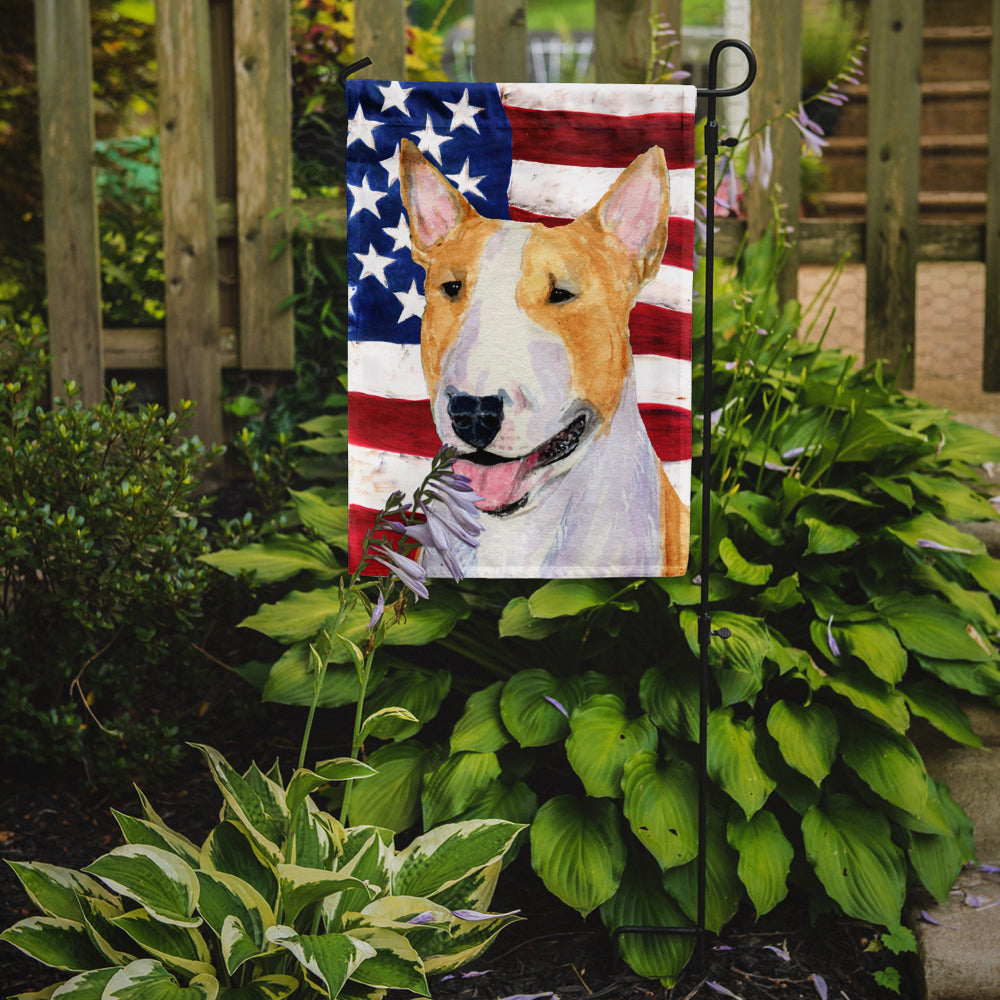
[1,743,914,1000]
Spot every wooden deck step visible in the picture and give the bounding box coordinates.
[813,190,987,222]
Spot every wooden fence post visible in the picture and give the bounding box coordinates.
[594,0,666,84]
[746,0,801,306]
[983,0,1000,391]
[233,0,294,370]
[157,0,223,445]
[34,0,104,405]
[474,0,527,82]
[354,0,406,80]
[864,0,923,389]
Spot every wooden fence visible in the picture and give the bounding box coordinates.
[33,0,1000,445]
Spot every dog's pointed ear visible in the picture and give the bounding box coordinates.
[580,146,670,287]
[399,138,476,265]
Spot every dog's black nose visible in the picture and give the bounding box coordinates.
[448,392,504,450]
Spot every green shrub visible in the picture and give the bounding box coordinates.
[0,317,220,783]
[1,743,524,998]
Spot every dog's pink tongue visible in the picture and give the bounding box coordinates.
[454,456,534,511]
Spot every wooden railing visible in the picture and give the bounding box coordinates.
[32,0,1000,446]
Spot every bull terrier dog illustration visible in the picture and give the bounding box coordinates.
[398,137,689,577]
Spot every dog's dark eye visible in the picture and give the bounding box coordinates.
[441,280,463,299]
[548,287,575,304]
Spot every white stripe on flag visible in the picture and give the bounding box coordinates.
[639,265,694,313]
[634,356,692,409]
[349,443,430,511]
[348,341,427,400]
[498,82,697,117]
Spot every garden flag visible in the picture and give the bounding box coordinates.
[347,81,695,578]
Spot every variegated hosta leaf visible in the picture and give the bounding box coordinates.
[421,907,522,975]
[499,669,585,747]
[345,926,429,995]
[706,707,776,818]
[219,915,270,979]
[102,958,218,999]
[83,846,200,928]
[77,894,136,966]
[112,810,202,868]
[191,745,287,863]
[195,870,274,973]
[421,751,502,829]
[214,974,300,999]
[110,908,214,978]
[529,795,626,917]
[450,681,511,754]
[599,854,694,987]
[424,859,501,916]
[765,700,838,786]
[621,751,699,871]
[323,829,393,931]
[45,966,118,997]
[4,861,118,922]
[0,916,107,971]
[361,667,452,741]
[802,793,906,926]
[565,695,658,799]
[288,801,344,870]
[726,810,793,918]
[276,864,375,925]
[200,822,279,910]
[265,926,376,998]
[391,820,524,901]
[285,760,375,823]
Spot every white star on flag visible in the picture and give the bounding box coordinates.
[384,214,411,251]
[446,158,487,200]
[412,114,452,163]
[347,174,386,218]
[347,105,379,150]
[377,80,411,114]
[394,279,425,323]
[354,244,394,286]
[347,283,357,315]
[443,89,483,133]
[380,149,401,187]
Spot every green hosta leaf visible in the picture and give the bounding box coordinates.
[530,795,626,917]
[835,621,907,684]
[200,822,278,910]
[808,661,910,732]
[191,746,287,862]
[681,610,770,706]
[765,701,838,786]
[265,926,375,997]
[347,740,441,832]
[499,670,584,747]
[835,410,927,463]
[875,594,995,662]
[497,596,565,639]
[621,751,698,871]
[277,865,374,925]
[527,579,617,617]
[802,793,906,926]
[756,573,805,614]
[288,488,349,546]
[935,421,1000,464]
[112,812,201,868]
[967,553,1000,597]
[0,916,107,971]
[565,695,658,798]
[261,643,387,709]
[111,908,214,978]
[886,512,985,557]
[724,490,784,545]
[453,779,538,827]
[906,472,998,521]
[707,708,776,818]
[661,810,741,933]
[600,853,694,987]
[916,655,1000,697]
[346,926,428,994]
[727,811,793,917]
[839,718,929,816]
[360,706,421,742]
[909,824,965,905]
[218,915,268,980]
[362,667,451,740]
[911,562,1000,633]
[103,959,218,999]
[865,474,914,509]
[719,537,772,586]
[195,871,273,973]
[450,682,511,754]
[901,680,982,748]
[639,664,699,742]
[5,862,118,923]
[83,846,200,928]
[200,535,341,584]
[393,820,524,900]
[803,517,859,556]
[216,975,299,1000]
[421,751,502,828]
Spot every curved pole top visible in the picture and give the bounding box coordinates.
[697,39,756,99]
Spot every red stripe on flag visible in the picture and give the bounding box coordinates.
[507,208,693,272]
[505,106,695,170]
[640,404,692,462]
[349,505,425,576]
[629,303,692,361]
[348,392,441,458]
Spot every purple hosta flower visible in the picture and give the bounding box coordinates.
[791,104,829,156]
[369,543,429,600]
[451,908,521,921]
[827,615,841,657]
[979,864,1000,874]
[544,695,569,717]
[367,590,385,631]
[407,911,438,925]
[706,983,742,999]
[715,156,742,216]
[763,944,791,962]
[388,514,464,582]
[919,909,958,929]
[747,125,774,191]
[917,538,973,555]
[497,994,558,1000]
[441,970,493,981]
[812,974,828,1000]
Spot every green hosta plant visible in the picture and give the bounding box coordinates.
[1,743,523,999]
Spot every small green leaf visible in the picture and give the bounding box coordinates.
[497,597,564,639]
[110,909,214,978]
[901,680,982,748]
[839,718,929,817]
[499,670,584,747]
[288,488,349,546]
[727,811,793,917]
[276,865,373,925]
[886,512,985,557]
[346,740,441,832]
[803,517,859,555]
[707,707,776,818]
[200,536,341,584]
[765,700,838,786]
[527,579,618,618]
[719,537,773,585]
[450,682,511,754]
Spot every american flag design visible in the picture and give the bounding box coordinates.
[346,80,695,575]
